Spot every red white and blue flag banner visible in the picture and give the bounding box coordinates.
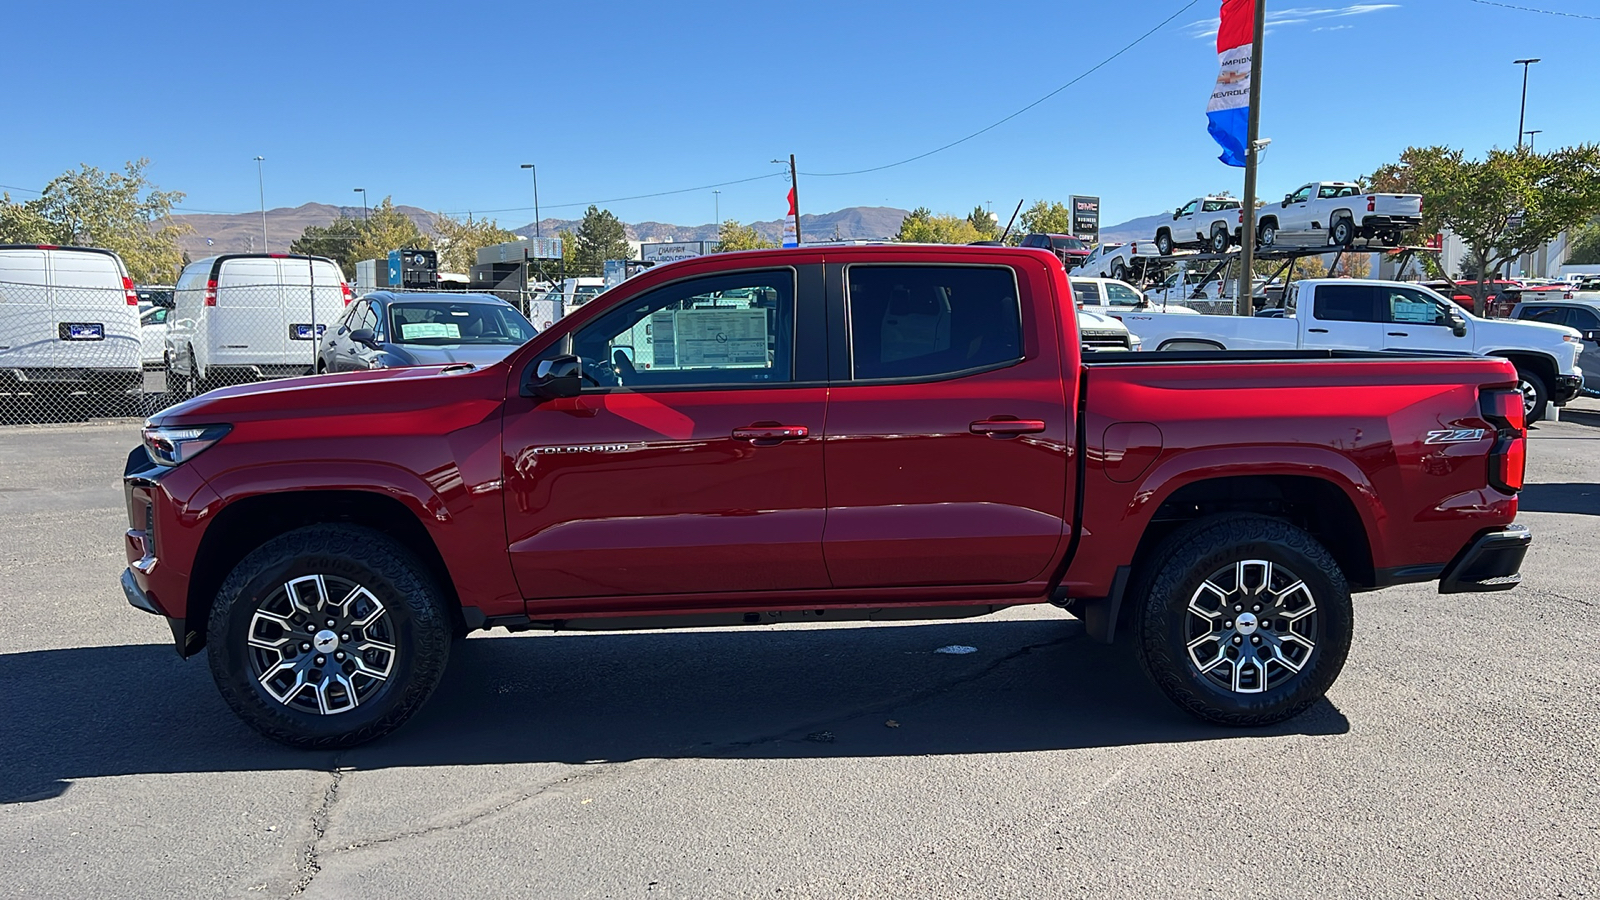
[1206,0,1255,167]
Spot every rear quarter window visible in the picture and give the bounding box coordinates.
[847,265,1022,381]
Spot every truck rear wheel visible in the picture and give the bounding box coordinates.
[1110,260,1128,281]
[1331,217,1356,247]
[1209,227,1230,253]
[1134,514,1352,726]
[206,524,452,748]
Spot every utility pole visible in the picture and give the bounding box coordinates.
[520,164,541,239]
[713,189,721,232]
[1514,59,1540,149]
[1234,0,1267,316]
[1524,129,1542,151]
[789,154,801,245]
[254,156,268,252]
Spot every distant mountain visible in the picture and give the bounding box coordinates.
[172,203,913,260]
[1097,213,1169,244]
[173,202,440,258]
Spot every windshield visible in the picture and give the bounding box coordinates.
[388,301,537,346]
[1051,236,1086,252]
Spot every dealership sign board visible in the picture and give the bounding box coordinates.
[641,241,711,263]
[1071,196,1100,244]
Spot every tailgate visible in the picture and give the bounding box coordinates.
[1373,194,1422,216]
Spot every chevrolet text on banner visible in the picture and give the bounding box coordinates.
[1206,0,1255,167]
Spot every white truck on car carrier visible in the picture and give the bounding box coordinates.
[1127,278,1583,422]
[1256,181,1423,249]
[1079,241,1166,282]
[1153,196,1244,255]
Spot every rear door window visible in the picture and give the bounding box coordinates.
[847,265,1022,381]
[1313,285,1383,322]
[1518,306,1569,326]
[1566,307,1600,331]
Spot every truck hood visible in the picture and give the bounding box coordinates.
[1474,316,1583,373]
[150,362,507,427]
[1076,309,1129,334]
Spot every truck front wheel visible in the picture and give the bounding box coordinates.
[1155,232,1174,256]
[1134,514,1353,726]
[206,524,452,748]
[1517,369,1548,423]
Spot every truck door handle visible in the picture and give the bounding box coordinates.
[1387,331,1409,337]
[732,424,809,443]
[971,418,1046,437]
[1308,328,1329,333]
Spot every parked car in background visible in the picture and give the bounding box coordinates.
[548,277,607,316]
[1423,279,1523,317]
[1070,276,1199,316]
[1076,307,1141,352]
[1127,278,1583,421]
[136,285,173,311]
[318,292,538,373]
[1512,299,1600,395]
[140,305,170,370]
[1256,182,1422,248]
[1153,196,1242,255]
[0,244,141,405]
[1018,233,1090,270]
[167,254,353,396]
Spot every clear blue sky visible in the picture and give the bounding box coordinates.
[1,0,1594,231]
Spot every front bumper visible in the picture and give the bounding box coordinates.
[1439,525,1531,593]
[122,567,189,652]
[1553,373,1583,405]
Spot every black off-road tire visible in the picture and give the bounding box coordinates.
[1517,368,1548,424]
[206,524,452,749]
[1134,514,1353,727]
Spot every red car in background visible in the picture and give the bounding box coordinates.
[1424,279,1524,316]
[1019,232,1091,270]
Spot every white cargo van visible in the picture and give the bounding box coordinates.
[167,254,352,394]
[0,244,142,402]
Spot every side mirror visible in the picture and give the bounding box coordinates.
[523,354,582,400]
[1584,329,1600,343]
[1450,316,1468,338]
[349,328,379,349]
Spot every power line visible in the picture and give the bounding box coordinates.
[1467,0,1600,19]
[439,172,787,218]
[800,0,1202,177]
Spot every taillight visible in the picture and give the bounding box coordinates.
[1367,195,1376,212]
[341,282,355,304]
[1480,388,1526,493]
[204,279,218,307]
[122,276,138,305]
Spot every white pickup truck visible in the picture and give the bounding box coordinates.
[1126,278,1583,421]
[1256,182,1423,248]
[1154,196,1243,255]
[1079,241,1163,281]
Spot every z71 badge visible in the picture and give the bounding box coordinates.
[1425,429,1486,445]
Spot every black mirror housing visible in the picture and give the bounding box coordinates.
[349,328,379,349]
[524,354,583,400]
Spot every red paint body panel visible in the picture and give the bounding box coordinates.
[126,245,1523,640]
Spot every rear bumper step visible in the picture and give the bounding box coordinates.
[1439,525,1531,594]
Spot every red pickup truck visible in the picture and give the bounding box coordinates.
[122,245,1531,747]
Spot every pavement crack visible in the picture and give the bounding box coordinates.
[288,757,346,898]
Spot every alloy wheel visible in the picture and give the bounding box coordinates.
[1520,379,1538,418]
[1184,559,1318,694]
[247,573,397,715]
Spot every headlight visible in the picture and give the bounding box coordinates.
[142,424,231,467]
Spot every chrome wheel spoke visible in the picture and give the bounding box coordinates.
[1186,559,1318,695]
[246,573,396,716]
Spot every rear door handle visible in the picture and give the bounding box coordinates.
[1308,328,1329,333]
[733,424,809,443]
[1387,331,1409,337]
[971,418,1046,437]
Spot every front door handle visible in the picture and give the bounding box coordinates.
[733,424,809,444]
[1308,328,1329,333]
[1388,331,1409,337]
[971,418,1046,437]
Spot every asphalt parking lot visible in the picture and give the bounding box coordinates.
[2,403,1597,899]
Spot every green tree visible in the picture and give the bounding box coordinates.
[967,205,998,239]
[1018,200,1074,236]
[353,197,430,265]
[432,213,517,273]
[289,216,365,274]
[1568,217,1600,265]
[895,207,985,244]
[0,159,191,282]
[1367,144,1600,299]
[715,219,775,252]
[570,206,631,275]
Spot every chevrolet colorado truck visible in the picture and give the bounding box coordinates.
[121,245,1532,748]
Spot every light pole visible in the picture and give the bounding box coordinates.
[1523,130,1542,152]
[713,189,721,233]
[253,156,267,251]
[353,187,368,222]
[519,164,541,239]
[1514,58,1540,149]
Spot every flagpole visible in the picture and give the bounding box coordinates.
[1235,0,1266,316]
[789,154,801,245]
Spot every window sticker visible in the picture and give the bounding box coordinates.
[401,322,460,340]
